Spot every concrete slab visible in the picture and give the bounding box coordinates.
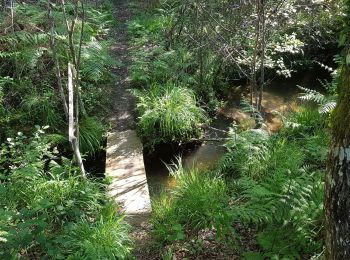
[106,130,152,216]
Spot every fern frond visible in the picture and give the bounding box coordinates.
[319,101,336,114]
[298,85,337,114]
[297,85,326,104]
[80,40,118,82]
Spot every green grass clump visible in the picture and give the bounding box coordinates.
[133,83,208,148]
[151,161,231,246]
[79,116,105,155]
[57,203,132,259]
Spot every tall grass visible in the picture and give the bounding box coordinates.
[133,83,208,148]
[151,161,231,246]
[79,117,105,155]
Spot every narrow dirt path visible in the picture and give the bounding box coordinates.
[108,1,158,259]
[109,0,135,131]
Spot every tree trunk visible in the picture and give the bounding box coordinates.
[251,0,260,107]
[325,5,350,255]
[257,0,265,111]
[68,63,86,178]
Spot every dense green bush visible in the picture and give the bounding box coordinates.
[0,129,132,259]
[133,83,208,148]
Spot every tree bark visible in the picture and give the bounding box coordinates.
[325,4,350,255]
[251,0,260,107]
[68,63,86,178]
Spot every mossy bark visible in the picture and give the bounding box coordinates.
[325,35,350,259]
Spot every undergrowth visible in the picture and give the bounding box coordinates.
[151,106,329,259]
[0,128,132,259]
[0,1,115,155]
[0,2,133,259]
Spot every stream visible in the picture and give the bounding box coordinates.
[144,69,331,197]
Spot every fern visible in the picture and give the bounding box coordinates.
[240,98,263,126]
[298,85,337,114]
[298,85,326,104]
[319,100,337,114]
[221,130,324,258]
[218,129,270,178]
[80,40,118,82]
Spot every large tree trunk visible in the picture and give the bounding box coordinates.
[325,9,350,256]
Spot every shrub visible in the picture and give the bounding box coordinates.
[133,83,208,148]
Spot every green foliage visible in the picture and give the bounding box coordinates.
[280,106,326,138]
[0,1,114,150]
[298,85,337,114]
[151,161,232,246]
[80,40,117,84]
[21,89,64,130]
[57,204,132,260]
[0,129,132,259]
[218,129,270,178]
[128,6,222,113]
[153,105,328,257]
[133,83,208,148]
[216,108,328,258]
[79,117,105,155]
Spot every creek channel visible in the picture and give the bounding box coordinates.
[143,69,330,197]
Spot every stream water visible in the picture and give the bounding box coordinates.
[144,68,331,197]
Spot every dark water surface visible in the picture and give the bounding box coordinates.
[144,115,231,197]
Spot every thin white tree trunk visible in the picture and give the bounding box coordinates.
[68,63,86,178]
[258,0,266,111]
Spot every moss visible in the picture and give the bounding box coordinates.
[331,47,350,144]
